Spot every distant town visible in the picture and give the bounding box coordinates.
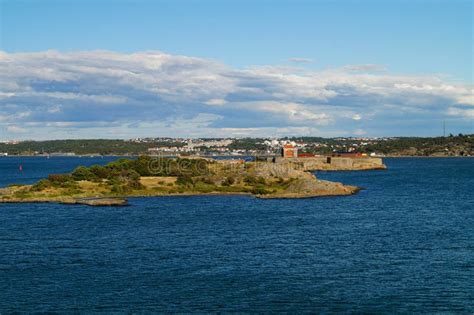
[0,134,472,157]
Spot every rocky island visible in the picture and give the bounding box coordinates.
[0,156,386,206]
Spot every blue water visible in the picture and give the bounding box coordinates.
[0,157,473,312]
[0,156,123,188]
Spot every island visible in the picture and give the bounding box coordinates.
[0,156,386,206]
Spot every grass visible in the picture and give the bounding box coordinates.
[3,173,296,200]
[0,158,358,202]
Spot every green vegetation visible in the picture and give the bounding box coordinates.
[222,176,235,186]
[3,155,308,200]
[292,134,473,156]
[227,138,268,151]
[0,135,472,156]
[0,156,362,205]
[26,156,215,195]
[0,139,184,155]
[360,135,473,156]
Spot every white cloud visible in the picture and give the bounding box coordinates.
[352,114,362,121]
[235,101,332,125]
[6,125,27,133]
[457,94,474,105]
[0,92,15,99]
[447,107,474,118]
[0,50,472,138]
[205,98,227,106]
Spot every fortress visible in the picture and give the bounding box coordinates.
[276,144,386,171]
[278,156,386,171]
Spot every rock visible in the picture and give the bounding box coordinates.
[72,198,128,206]
[276,157,387,171]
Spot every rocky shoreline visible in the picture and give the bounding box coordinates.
[0,196,129,206]
[0,157,385,206]
[0,178,359,206]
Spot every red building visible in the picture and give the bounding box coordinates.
[282,144,298,158]
[297,152,316,158]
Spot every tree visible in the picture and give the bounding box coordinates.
[222,176,235,186]
[89,165,109,179]
[72,166,94,181]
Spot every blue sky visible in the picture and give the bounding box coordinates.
[0,0,472,139]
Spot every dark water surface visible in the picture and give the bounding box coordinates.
[0,157,473,312]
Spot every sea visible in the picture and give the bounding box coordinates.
[0,156,473,313]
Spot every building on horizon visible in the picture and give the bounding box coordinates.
[282,144,297,158]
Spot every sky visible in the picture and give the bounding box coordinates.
[0,0,472,139]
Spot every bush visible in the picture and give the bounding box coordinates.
[89,165,109,179]
[106,159,134,171]
[249,186,270,195]
[176,174,194,186]
[72,166,94,181]
[63,186,83,196]
[244,175,257,185]
[107,169,143,192]
[244,175,266,185]
[60,181,80,189]
[110,183,124,194]
[30,179,52,192]
[217,185,243,193]
[222,176,235,186]
[48,174,73,184]
[125,178,143,190]
[133,155,153,176]
[202,177,214,185]
[194,181,215,193]
[119,169,140,181]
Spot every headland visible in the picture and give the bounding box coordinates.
[0,156,386,206]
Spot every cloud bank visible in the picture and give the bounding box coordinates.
[0,50,472,139]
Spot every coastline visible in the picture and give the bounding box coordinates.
[0,154,472,158]
[0,156,383,206]
[0,180,361,206]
